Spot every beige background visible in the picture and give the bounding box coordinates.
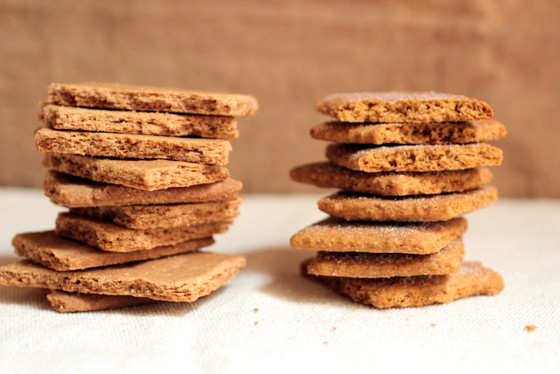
[1,0,559,197]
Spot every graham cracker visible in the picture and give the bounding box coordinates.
[290,217,466,255]
[36,128,231,165]
[304,261,504,308]
[43,153,229,191]
[305,238,464,278]
[71,197,242,229]
[318,186,498,222]
[310,120,506,144]
[0,252,246,302]
[42,104,238,139]
[290,162,493,196]
[46,291,154,313]
[326,143,503,173]
[55,213,231,252]
[48,82,258,116]
[13,231,213,271]
[316,91,493,123]
[44,171,242,208]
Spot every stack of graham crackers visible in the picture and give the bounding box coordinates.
[0,82,258,313]
[291,92,505,308]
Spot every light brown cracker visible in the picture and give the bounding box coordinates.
[326,143,503,173]
[36,128,231,165]
[305,261,504,308]
[306,239,464,278]
[290,162,493,196]
[48,82,258,116]
[0,252,246,302]
[55,213,231,252]
[43,153,229,191]
[46,291,154,313]
[290,217,466,254]
[44,171,242,208]
[42,104,238,139]
[310,120,506,144]
[318,186,498,222]
[316,91,493,123]
[13,231,213,271]
[71,197,241,229]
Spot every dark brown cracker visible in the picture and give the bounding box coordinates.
[13,231,213,271]
[318,186,498,222]
[0,252,246,302]
[43,153,229,191]
[305,238,464,278]
[42,104,238,139]
[326,143,503,173]
[48,82,258,116]
[55,213,231,252]
[44,171,242,208]
[290,162,493,196]
[71,197,241,229]
[46,291,154,313]
[310,120,506,144]
[316,91,493,123]
[36,128,231,165]
[290,217,466,254]
[305,261,504,308]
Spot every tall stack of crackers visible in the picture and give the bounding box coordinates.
[291,92,505,308]
[0,83,258,313]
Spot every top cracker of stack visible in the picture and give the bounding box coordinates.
[0,83,258,313]
[291,91,505,309]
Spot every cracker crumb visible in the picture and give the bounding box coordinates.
[430,323,437,327]
[323,341,329,345]
[253,307,259,313]
[524,324,537,332]
[330,326,337,332]
[254,321,259,326]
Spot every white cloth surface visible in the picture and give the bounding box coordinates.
[0,188,559,374]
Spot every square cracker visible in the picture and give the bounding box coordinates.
[290,217,466,255]
[310,120,506,145]
[316,91,493,123]
[326,143,503,173]
[43,153,229,191]
[13,231,213,271]
[36,128,231,165]
[44,171,242,208]
[0,252,246,302]
[48,82,258,116]
[317,186,498,222]
[71,197,241,229]
[305,238,464,278]
[46,291,154,313]
[42,104,239,139]
[290,162,493,196]
[304,261,504,308]
[55,213,231,252]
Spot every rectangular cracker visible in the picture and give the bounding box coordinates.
[310,120,506,145]
[326,143,503,173]
[316,91,493,123]
[48,82,258,116]
[290,217,466,255]
[43,153,229,191]
[0,252,246,302]
[46,291,154,313]
[71,197,242,229]
[304,261,504,308]
[44,171,242,208]
[13,231,213,271]
[318,186,498,222]
[55,213,231,252]
[305,238,464,278]
[42,104,238,139]
[290,162,493,196]
[36,128,231,165]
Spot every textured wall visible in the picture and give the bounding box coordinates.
[1,0,559,196]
